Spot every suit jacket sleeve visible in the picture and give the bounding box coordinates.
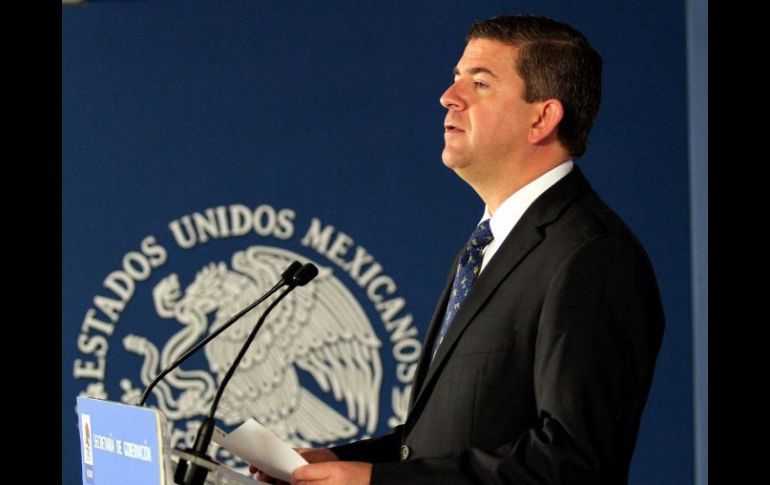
[330,426,403,463]
[369,234,664,484]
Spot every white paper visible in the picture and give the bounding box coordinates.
[212,419,308,483]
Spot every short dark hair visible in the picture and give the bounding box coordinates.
[467,15,602,157]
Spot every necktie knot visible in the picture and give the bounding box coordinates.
[460,219,494,265]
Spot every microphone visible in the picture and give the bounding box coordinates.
[174,262,319,485]
[138,260,303,406]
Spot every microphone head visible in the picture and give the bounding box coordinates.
[290,263,319,287]
[281,261,303,282]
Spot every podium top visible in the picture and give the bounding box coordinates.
[76,397,255,485]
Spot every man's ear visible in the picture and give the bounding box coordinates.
[528,98,564,144]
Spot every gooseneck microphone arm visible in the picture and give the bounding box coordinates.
[176,263,319,485]
[138,261,303,406]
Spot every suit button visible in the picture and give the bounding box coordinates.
[400,444,411,461]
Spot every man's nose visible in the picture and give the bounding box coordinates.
[440,82,466,111]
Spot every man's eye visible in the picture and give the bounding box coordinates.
[474,81,488,88]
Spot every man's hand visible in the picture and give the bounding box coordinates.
[292,461,372,485]
[295,448,340,465]
[248,448,341,484]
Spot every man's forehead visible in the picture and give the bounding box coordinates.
[457,38,517,70]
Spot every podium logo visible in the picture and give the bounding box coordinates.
[71,204,422,468]
[81,413,93,466]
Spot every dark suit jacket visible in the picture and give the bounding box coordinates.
[333,166,665,484]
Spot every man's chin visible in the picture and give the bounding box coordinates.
[441,151,470,171]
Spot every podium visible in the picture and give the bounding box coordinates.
[76,396,255,485]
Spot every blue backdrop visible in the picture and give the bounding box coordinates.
[62,1,693,483]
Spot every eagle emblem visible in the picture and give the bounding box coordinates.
[122,246,382,453]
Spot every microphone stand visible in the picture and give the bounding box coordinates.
[174,263,319,485]
[138,261,302,406]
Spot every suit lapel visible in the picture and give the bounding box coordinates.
[405,167,592,427]
[408,253,458,409]
[408,223,544,414]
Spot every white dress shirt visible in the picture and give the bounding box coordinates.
[478,161,574,273]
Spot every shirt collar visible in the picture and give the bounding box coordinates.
[481,161,574,243]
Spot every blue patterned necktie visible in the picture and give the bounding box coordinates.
[431,219,494,361]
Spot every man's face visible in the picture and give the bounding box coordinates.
[440,38,537,183]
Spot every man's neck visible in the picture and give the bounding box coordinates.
[480,156,570,215]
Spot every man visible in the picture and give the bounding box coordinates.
[259,14,665,484]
